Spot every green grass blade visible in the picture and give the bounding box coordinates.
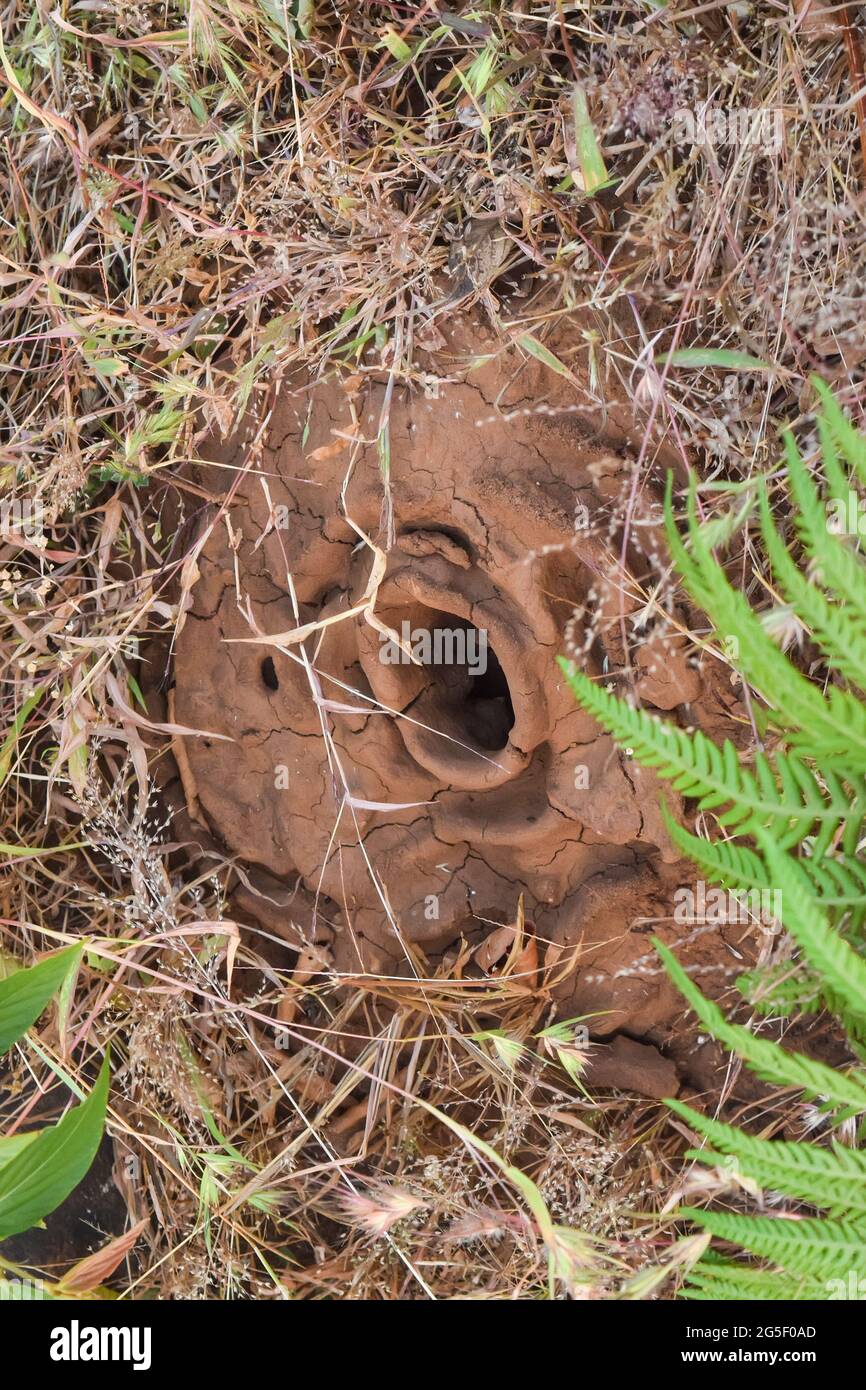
[0,1055,109,1241]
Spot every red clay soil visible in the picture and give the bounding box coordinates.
[148,314,756,1100]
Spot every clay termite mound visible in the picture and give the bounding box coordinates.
[147,314,754,1100]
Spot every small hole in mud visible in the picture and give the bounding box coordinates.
[416,616,515,752]
[466,643,514,750]
[261,656,279,691]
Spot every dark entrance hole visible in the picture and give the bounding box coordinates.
[464,639,514,750]
[417,615,515,752]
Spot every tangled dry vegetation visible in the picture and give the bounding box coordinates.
[2,0,866,1299]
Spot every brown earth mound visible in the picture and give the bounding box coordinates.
[148,316,757,1098]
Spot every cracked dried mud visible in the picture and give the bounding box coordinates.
[149,318,756,1099]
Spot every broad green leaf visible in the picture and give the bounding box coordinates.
[0,1132,38,1168]
[0,1055,109,1240]
[0,945,81,1055]
[56,953,80,1059]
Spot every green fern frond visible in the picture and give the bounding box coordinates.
[680,1208,866,1282]
[557,661,860,846]
[654,939,866,1113]
[664,811,767,886]
[681,1263,832,1300]
[736,965,825,1019]
[815,411,850,503]
[668,1097,866,1216]
[810,375,866,493]
[757,483,866,689]
[662,807,866,913]
[783,431,866,634]
[794,690,866,771]
[802,854,866,915]
[737,972,866,1056]
[756,835,866,1029]
[664,476,866,768]
[563,387,866,1299]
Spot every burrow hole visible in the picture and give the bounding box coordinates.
[420,617,515,752]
